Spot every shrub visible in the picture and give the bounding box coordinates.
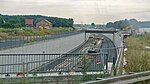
[124,34,150,72]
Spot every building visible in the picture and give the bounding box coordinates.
[139,28,150,34]
[36,19,52,29]
[25,19,33,27]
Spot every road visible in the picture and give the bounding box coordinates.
[0,32,88,54]
[0,32,82,50]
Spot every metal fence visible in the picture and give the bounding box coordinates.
[0,53,109,74]
[0,31,82,50]
[0,53,111,83]
[82,71,150,84]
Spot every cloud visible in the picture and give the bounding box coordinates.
[0,0,150,23]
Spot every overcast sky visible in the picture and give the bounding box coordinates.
[0,0,150,24]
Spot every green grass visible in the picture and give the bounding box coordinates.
[0,74,109,84]
[124,34,150,73]
[0,27,74,40]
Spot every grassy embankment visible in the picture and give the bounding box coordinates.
[0,27,74,40]
[124,34,150,73]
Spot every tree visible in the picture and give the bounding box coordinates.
[7,17,25,28]
[0,16,4,27]
[106,19,131,30]
[0,14,74,28]
[106,22,114,28]
[2,22,15,28]
[91,23,95,27]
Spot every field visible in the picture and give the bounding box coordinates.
[124,34,150,73]
[0,27,74,40]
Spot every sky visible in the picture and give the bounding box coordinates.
[0,0,150,24]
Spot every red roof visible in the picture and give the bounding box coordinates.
[96,60,101,64]
[25,19,33,25]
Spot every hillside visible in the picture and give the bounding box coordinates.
[0,14,74,28]
[106,19,150,29]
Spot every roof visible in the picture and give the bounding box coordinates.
[42,19,52,24]
[25,19,33,25]
[35,19,52,24]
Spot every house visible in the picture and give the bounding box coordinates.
[25,19,33,27]
[36,19,52,29]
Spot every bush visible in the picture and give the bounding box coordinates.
[0,27,74,39]
[124,34,150,72]
[0,32,9,39]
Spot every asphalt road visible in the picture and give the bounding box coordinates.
[0,32,82,52]
[0,32,87,54]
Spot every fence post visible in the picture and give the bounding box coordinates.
[43,51,46,71]
[26,62,29,78]
[113,57,116,76]
[22,62,26,84]
[105,54,108,73]
[22,62,25,77]
[103,50,106,77]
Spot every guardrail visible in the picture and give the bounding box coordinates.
[82,70,150,84]
[2,71,149,84]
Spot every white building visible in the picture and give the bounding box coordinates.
[138,28,150,34]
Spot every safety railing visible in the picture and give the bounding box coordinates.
[82,70,150,84]
[0,53,108,74]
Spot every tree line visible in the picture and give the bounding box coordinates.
[0,14,74,28]
[106,19,131,30]
[106,19,150,30]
